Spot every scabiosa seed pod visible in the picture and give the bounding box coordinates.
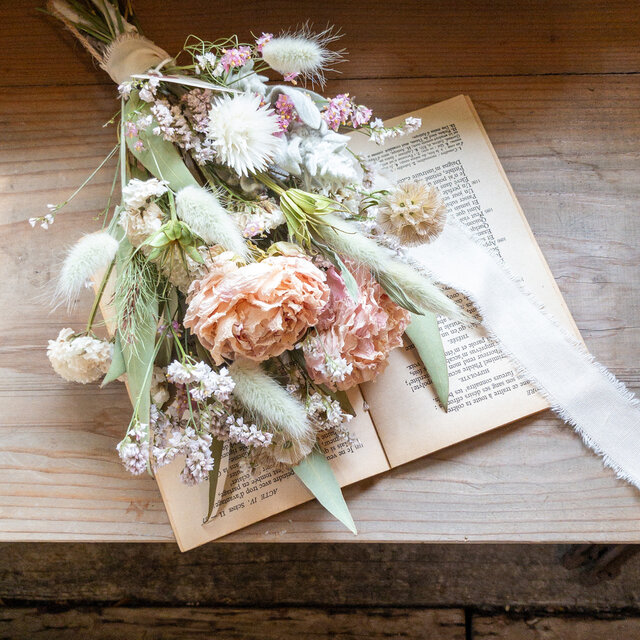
[176,185,249,260]
[260,25,345,87]
[55,231,119,309]
[377,181,447,246]
[229,358,315,466]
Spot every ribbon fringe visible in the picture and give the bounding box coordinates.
[413,222,640,490]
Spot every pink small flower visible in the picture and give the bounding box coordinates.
[274,94,297,131]
[283,72,299,84]
[350,104,373,128]
[125,121,138,138]
[255,32,273,52]
[134,140,146,152]
[322,93,354,131]
[220,46,252,72]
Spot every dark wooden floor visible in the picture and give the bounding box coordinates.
[3,543,640,638]
[3,0,640,637]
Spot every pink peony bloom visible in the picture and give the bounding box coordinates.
[184,252,329,364]
[303,264,410,390]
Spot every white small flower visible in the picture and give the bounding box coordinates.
[403,116,422,133]
[47,204,56,211]
[119,202,164,247]
[28,217,37,228]
[122,178,169,210]
[206,93,280,176]
[47,328,113,384]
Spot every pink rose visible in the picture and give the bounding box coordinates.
[184,252,329,364]
[303,263,410,390]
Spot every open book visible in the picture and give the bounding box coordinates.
[154,95,581,550]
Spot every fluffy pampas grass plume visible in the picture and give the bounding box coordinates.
[176,185,249,259]
[260,25,345,87]
[318,214,470,322]
[229,358,315,465]
[55,231,119,309]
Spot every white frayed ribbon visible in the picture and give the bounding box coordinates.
[102,33,171,84]
[413,222,640,489]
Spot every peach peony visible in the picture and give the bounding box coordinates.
[184,252,329,364]
[303,263,410,390]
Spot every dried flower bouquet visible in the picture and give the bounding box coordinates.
[40,0,464,530]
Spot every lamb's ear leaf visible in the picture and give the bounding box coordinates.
[294,447,357,535]
[101,332,126,387]
[405,311,449,410]
[124,91,198,191]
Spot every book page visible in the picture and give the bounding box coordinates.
[156,386,389,550]
[349,95,581,467]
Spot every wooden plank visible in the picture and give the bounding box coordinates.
[0,607,465,639]
[2,75,640,543]
[473,614,640,639]
[3,0,640,88]
[2,543,640,610]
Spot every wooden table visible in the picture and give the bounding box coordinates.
[2,0,639,544]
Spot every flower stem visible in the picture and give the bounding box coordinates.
[86,259,115,334]
[256,172,286,196]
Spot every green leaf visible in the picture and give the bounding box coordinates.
[116,240,159,427]
[203,438,225,524]
[101,332,126,387]
[124,92,198,192]
[405,312,449,410]
[294,447,357,535]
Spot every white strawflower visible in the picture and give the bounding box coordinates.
[122,178,169,210]
[378,181,447,246]
[55,232,119,309]
[207,93,280,177]
[47,328,112,384]
[260,25,344,86]
[176,185,249,259]
[119,202,164,247]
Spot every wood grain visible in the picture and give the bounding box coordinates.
[4,543,640,610]
[4,0,640,87]
[0,607,464,639]
[473,614,640,639]
[1,0,640,543]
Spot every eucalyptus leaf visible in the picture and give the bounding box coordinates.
[405,312,450,410]
[124,92,198,191]
[101,332,126,387]
[203,438,225,524]
[294,447,357,535]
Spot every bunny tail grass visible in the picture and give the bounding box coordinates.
[229,358,315,465]
[318,214,469,321]
[54,231,119,310]
[176,185,249,260]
